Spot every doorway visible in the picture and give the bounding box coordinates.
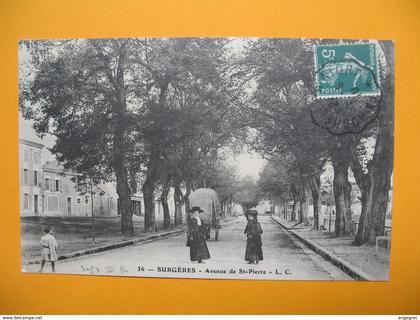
[67,197,72,215]
[34,195,38,215]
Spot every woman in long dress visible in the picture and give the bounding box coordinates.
[244,210,263,264]
[187,206,210,263]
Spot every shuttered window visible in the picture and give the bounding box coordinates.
[34,171,38,186]
[23,194,29,209]
[23,169,29,185]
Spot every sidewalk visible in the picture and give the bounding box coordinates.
[271,216,390,281]
[23,227,186,265]
[21,215,171,264]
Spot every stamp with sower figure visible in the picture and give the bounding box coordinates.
[315,43,380,99]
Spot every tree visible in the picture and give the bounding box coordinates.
[234,176,260,212]
[351,41,394,245]
[73,174,105,246]
[198,159,240,218]
[19,39,138,235]
[257,157,290,203]
[309,175,322,230]
[257,157,293,219]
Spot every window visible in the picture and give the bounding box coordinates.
[23,169,29,185]
[45,178,50,190]
[24,149,29,162]
[34,152,38,164]
[23,194,29,210]
[67,197,72,215]
[77,198,81,204]
[34,171,38,186]
[85,196,89,204]
[55,179,60,192]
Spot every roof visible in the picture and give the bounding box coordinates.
[42,160,79,176]
[19,138,44,149]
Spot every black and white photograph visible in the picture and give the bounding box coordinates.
[18,37,394,281]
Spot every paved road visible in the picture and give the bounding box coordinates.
[24,215,352,280]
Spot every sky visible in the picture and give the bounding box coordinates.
[227,151,266,179]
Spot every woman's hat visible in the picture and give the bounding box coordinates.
[190,206,204,213]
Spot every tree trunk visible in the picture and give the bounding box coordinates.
[184,181,192,221]
[332,153,354,237]
[174,181,183,226]
[354,160,392,245]
[284,200,288,219]
[90,189,96,245]
[142,176,155,232]
[291,193,299,221]
[111,43,133,236]
[299,183,311,225]
[222,201,227,219]
[161,183,171,229]
[115,158,133,236]
[141,80,169,233]
[310,176,321,230]
[353,45,394,244]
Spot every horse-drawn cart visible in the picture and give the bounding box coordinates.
[188,188,222,241]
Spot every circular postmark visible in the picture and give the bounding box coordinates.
[309,92,382,135]
[311,43,382,135]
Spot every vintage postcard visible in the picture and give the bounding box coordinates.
[18,37,394,281]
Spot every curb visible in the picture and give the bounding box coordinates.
[271,216,375,281]
[24,228,186,265]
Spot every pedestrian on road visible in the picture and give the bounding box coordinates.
[244,209,263,264]
[39,226,58,273]
[187,206,210,263]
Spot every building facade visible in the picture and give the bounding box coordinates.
[19,138,181,219]
[19,139,43,216]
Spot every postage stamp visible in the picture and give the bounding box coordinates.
[314,43,380,98]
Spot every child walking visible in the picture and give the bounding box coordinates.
[244,210,263,264]
[39,226,58,273]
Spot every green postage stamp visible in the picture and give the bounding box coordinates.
[315,43,380,98]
